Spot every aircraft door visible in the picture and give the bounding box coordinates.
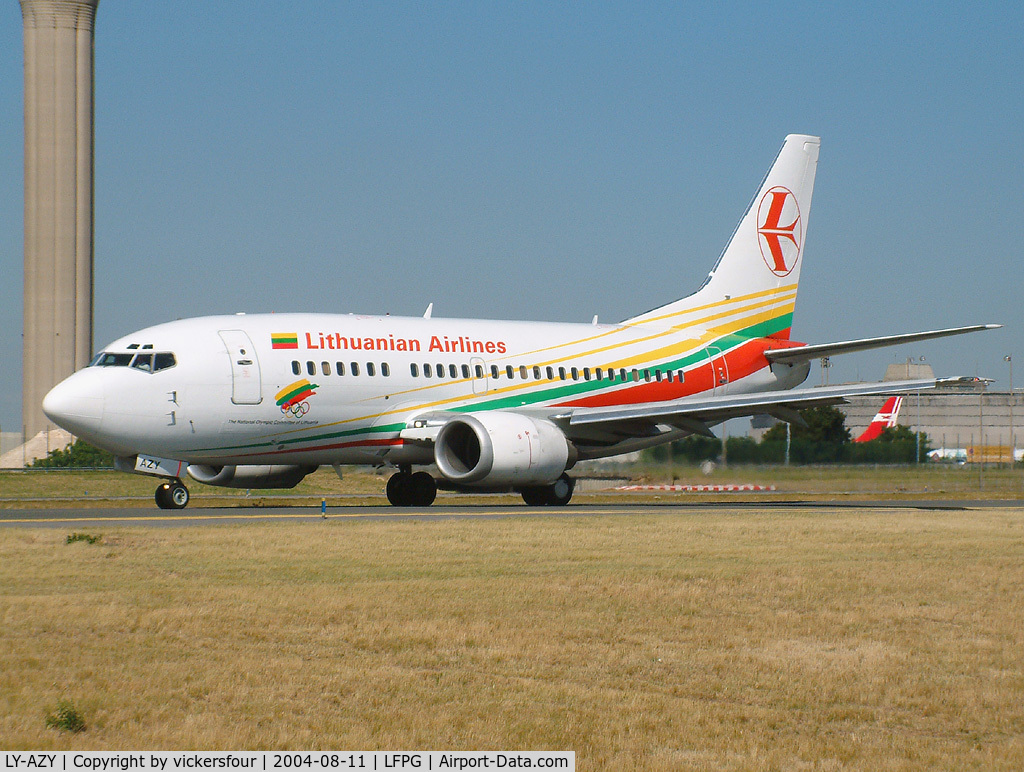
[470,356,488,395]
[218,330,263,405]
[706,346,730,395]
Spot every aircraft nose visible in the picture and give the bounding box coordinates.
[42,373,105,436]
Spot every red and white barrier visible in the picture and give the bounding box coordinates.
[616,484,776,492]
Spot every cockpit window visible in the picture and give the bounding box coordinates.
[153,353,176,372]
[92,352,134,367]
[90,351,176,372]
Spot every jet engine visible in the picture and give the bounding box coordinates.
[433,412,573,488]
[186,464,315,489]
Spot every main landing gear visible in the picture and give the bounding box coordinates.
[520,473,575,507]
[155,479,190,509]
[386,468,438,507]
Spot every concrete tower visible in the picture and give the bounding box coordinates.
[19,0,99,440]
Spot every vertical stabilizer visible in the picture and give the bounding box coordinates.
[854,396,904,442]
[626,135,819,339]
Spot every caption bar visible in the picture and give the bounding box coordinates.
[2,754,574,772]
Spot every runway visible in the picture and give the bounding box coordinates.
[2,499,1022,528]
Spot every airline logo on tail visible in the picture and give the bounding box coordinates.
[855,396,904,442]
[757,186,802,276]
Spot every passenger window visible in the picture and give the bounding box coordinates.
[631,369,639,382]
[462,364,470,379]
[558,367,566,380]
[475,364,484,378]
[382,363,390,377]
[367,362,376,376]
[153,353,176,372]
[423,363,432,378]
[506,365,515,379]
[351,362,360,376]
[436,364,444,378]
[546,366,554,380]
[411,363,419,377]
[607,368,615,381]
[307,361,316,376]
[583,367,591,381]
[322,361,332,376]
[519,365,528,379]
[450,364,458,378]
[131,353,153,372]
[337,362,346,376]
[678,370,685,382]
[292,361,300,375]
[644,369,651,382]
[620,369,628,382]
[655,369,662,382]
[491,365,499,379]
[571,367,579,381]
[595,368,603,381]
[533,366,542,379]
[666,370,673,382]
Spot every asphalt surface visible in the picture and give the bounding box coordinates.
[2,500,1022,528]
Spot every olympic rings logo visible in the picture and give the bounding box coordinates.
[281,401,310,418]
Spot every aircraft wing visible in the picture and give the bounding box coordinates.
[764,324,1001,365]
[566,378,940,433]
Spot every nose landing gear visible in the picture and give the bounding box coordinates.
[155,480,190,509]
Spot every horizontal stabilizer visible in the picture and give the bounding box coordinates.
[764,324,1001,365]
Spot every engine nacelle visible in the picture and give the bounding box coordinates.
[186,464,315,489]
[434,412,573,487]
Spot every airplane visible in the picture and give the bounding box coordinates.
[41,134,1000,509]
[854,396,904,442]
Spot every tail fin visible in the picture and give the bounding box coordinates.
[855,396,904,442]
[626,134,820,339]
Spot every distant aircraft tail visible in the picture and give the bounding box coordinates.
[855,396,904,442]
[626,134,820,342]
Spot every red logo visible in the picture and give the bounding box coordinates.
[757,186,801,276]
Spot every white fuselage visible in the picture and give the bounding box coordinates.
[43,311,796,468]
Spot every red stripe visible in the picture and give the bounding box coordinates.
[557,337,773,409]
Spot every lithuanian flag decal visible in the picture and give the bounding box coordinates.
[276,379,319,415]
[271,332,299,350]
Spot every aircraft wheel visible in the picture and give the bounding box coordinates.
[520,487,549,506]
[409,471,437,507]
[386,472,412,507]
[156,481,190,510]
[520,474,574,506]
[547,474,575,506]
[155,484,170,508]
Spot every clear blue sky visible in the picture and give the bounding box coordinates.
[2,1,1022,433]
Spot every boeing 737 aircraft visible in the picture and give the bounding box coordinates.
[42,135,998,508]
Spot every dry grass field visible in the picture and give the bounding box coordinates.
[2,507,1023,769]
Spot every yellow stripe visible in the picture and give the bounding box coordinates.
[265,286,798,437]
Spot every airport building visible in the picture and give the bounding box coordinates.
[837,363,1019,457]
